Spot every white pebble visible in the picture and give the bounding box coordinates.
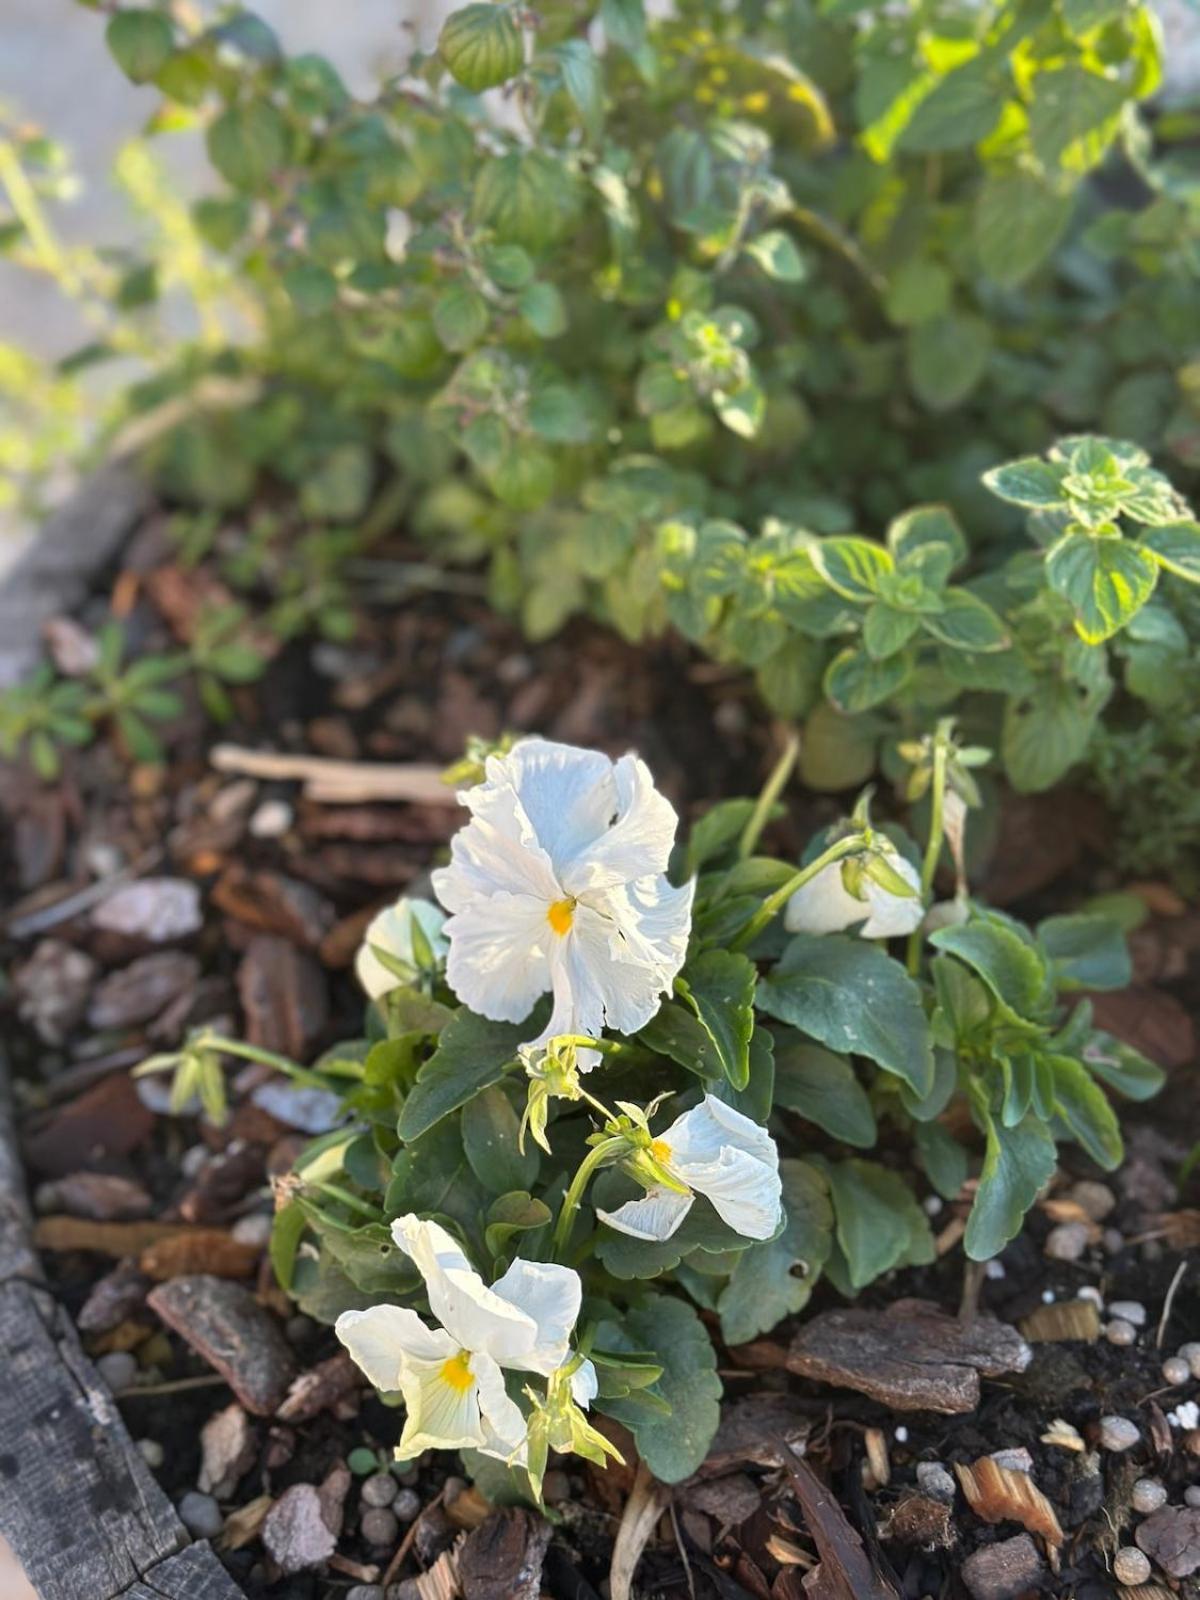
[990,1447,1033,1474]
[985,1260,1006,1280]
[1131,1478,1167,1513]
[1163,1357,1191,1386]
[138,1438,164,1469]
[1041,1289,1056,1304]
[894,1426,908,1443]
[1109,1300,1147,1328]
[1179,1342,1200,1379]
[1099,1415,1141,1452]
[922,1195,943,1216]
[1077,1286,1104,1308]
[1113,1547,1151,1587]
[1045,1221,1090,1262]
[250,799,294,839]
[1185,1485,1200,1507]
[96,1350,138,1390]
[1106,1318,1137,1347]
[231,1213,273,1248]
[1172,1401,1200,1431]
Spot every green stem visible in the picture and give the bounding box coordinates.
[196,1032,358,1086]
[738,731,800,861]
[552,1136,626,1259]
[307,1180,381,1222]
[906,732,949,976]
[730,834,867,953]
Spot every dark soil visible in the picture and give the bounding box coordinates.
[3,513,1200,1600]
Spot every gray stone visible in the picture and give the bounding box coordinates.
[177,1490,223,1541]
[1045,1222,1089,1262]
[262,1483,337,1574]
[961,1535,1046,1600]
[1108,1300,1147,1328]
[96,1351,138,1390]
[916,1462,956,1504]
[360,1474,397,1509]
[1068,1180,1115,1221]
[1114,1546,1151,1586]
[1099,1415,1141,1452]
[361,1507,399,1548]
[1132,1478,1167,1513]
[392,1488,421,1524]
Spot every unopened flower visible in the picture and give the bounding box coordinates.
[597,1094,782,1243]
[355,896,448,1000]
[785,843,921,939]
[520,1035,587,1154]
[432,738,694,1060]
[524,1358,619,1493]
[335,1215,587,1461]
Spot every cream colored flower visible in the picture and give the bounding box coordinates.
[335,1215,586,1461]
[785,846,922,939]
[432,738,694,1060]
[597,1095,782,1243]
[355,896,448,1000]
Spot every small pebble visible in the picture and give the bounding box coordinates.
[96,1350,138,1390]
[916,1462,957,1504]
[1069,1180,1116,1222]
[231,1213,273,1248]
[1041,1289,1056,1305]
[1131,1478,1167,1513]
[181,1144,209,1178]
[990,1447,1033,1474]
[1171,1400,1200,1431]
[178,1490,224,1540]
[1163,1356,1191,1386]
[1108,1300,1147,1328]
[1099,1416,1141,1452]
[984,1260,1006,1280]
[1106,1318,1137,1347]
[345,1588,383,1600]
[922,1195,943,1217]
[1045,1222,1090,1262]
[392,1488,421,1524]
[1179,1341,1200,1379]
[1103,1227,1125,1254]
[441,1475,467,1506]
[137,1438,164,1469]
[1078,1286,1104,1308]
[1113,1547,1151,1587]
[895,1426,909,1443]
[361,1507,399,1548]
[286,1315,317,1346]
[361,1474,397,1509]
[250,799,294,839]
[1185,1485,1200,1507]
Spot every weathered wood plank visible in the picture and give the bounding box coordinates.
[0,463,149,688]
[0,1054,39,1285]
[122,1542,245,1600]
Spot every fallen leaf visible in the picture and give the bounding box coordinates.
[139,1229,260,1281]
[954,1457,1063,1551]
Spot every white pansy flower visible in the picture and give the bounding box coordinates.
[355,896,448,1000]
[432,738,694,1063]
[597,1094,782,1243]
[785,847,922,940]
[335,1215,589,1461]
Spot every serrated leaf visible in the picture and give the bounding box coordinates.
[758,934,933,1097]
[555,40,603,135]
[1048,1054,1122,1169]
[827,1158,934,1290]
[206,101,289,192]
[863,602,921,660]
[1038,914,1130,992]
[1139,521,1200,582]
[824,644,913,713]
[596,1295,721,1483]
[717,1159,833,1344]
[908,313,992,411]
[473,150,584,251]
[745,229,808,282]
[1029,66,1125,173]
[887,504,966,571]
[774,1036,876,1147]
[810,536,893,601]
[982,457,1067,508]
[439,3,524,92]
[921,589,1009,652]
[1046,532,1158,643]
[433,282,490,351]
[975,169,1073,289]
[897,58,1006,153]
[929,919,1049,1019]
[1002,679,1103,794]
[1082,1030,1164,1102]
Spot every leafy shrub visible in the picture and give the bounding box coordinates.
[160,733,1162,1496]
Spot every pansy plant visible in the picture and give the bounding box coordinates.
[230,731,1163,1500]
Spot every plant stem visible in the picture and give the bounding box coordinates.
[730,834,866,953]
[738,731,800,860]
[906,730,949,976]
[196,1032,357,1086]
[552,1136,626,1259]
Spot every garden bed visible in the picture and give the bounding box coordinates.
[2,485,1200,1600]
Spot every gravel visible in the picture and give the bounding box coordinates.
[1113,1547,1152,1586]
[361,1507,400,1547]
[393,1488,421,1524]
[1106,1318,1138,1347]
[178,1490,224,1540]
[96,1350,138,1390]
[1045,1222,1090,1262]
[917,1462,957,1503]
[1099,1416,1141,1452]
[1132,1478,1168,1513]
[361,1474,398,1508]
[1163,1357,1191,1386]
[1108,1300,1147,1327]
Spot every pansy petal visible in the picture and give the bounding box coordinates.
[596,1187,694,1242]
[335,1305,453,1392]
[570,1358,599,1409]
[391,1215,541,1366]
[860,857,923,938]
[784,860,869,937]
[396,1355,485,1457]
[490,1258,582,1375]
[355,898,447,1000]
[678,1146,782,1240]
[661,1094,777,1171]
[491,738,617,876]
[560,754,681,892]
[554,892,691,1041]
[442,892,552,1024]
[474,1350,529,1464]
[432,780,562,913]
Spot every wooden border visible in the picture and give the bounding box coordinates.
[0,473,246,1596]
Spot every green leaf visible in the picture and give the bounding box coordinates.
[908,313,992,412]
[756,636,824,720]
[717,1160,833,1344]
[827,1159,933,1290]
[774,1036,876,1148]
[483,1192,552,1259]
[929,919,1049,1019]
[758,934,933,1097]
[595,1181,754,1280]
[1003,680,1103,793]
[434,282,490,351]
[1029,66,1125,172]
[1082,1030,1165,1102]
[206,101,289,192]
[884,258,951,328]
[921,589,1009,652]
[897,59,1006,153]
[914,1121,969,1200]
[473,150,583,251]
[555,40,604,136]
[528,383,596,444]
[824,645,913,713]
[481,242,534,291]
[1046,533,1158,644]
[745,229,808,282]
[597,1295,721,1483]
[714,379,765,439]
[675,950,757,1091]
[386,1117,486,1232]
[106,9,174,83]
[798,703,880,794]
[982,457,1067,508]
[637,1000,723,1080]
[1048,1054,1122,1170]
[887,504,966,572]
[810,536,892,601]
[975,169,1073,290]
[686,798,758,873]
[965,1111,1057,1260]
[1139,521,1200,583]
[518,281,567,338]
[1038,914,1130,992]
[461,1085,539,1194]
[396,1007,530,1141]
[439,4,524,92]
[863,602,921,660]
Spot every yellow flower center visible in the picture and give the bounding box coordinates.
[547,898,575,937]
[439,1350,474,1393]
[650,1139,673,1165]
